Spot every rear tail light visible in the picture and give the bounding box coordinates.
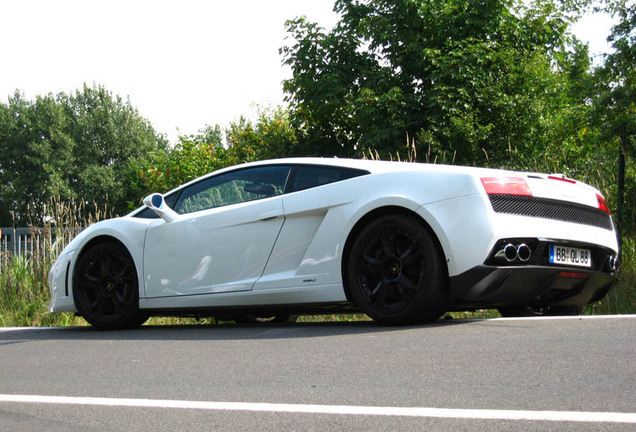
[596,194,610,215]
[481,177,532,196]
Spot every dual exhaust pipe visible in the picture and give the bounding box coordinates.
[498,243,532,263]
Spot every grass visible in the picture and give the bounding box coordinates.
[143,314,372,326]
[0,252,85,327]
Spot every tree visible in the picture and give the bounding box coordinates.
[0,85,167,225]
[281,0,587,165]
[591,0,635,235]
[133,107,299,197]
[132,125,232,195]
[225,106,299,160]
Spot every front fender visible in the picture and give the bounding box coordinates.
[51,217,152,311]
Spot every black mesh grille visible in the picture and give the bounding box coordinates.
[488,194,613,230]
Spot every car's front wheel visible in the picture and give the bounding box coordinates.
[346,214,448,325]
[73,242,148,330]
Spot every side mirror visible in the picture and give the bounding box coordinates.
[143,193,180,223]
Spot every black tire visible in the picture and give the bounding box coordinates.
[73,242,148,330]
[346,214,448,325]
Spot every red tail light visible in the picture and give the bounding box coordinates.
[481,177,532,196]
[597,194,610,215]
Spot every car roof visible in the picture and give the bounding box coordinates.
[150,157,532,201]
[127,157,547,217]
[165,157,527,194]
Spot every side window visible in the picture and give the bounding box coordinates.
[289,166,369,192]
[173,165,290,215]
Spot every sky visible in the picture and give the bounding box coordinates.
[0,0,616,143]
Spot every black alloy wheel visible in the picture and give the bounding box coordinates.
[347,214,448,325]
[73,242,148,330]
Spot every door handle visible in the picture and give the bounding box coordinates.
[259,211,282,221]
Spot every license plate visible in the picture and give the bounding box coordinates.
[549,245,592,268]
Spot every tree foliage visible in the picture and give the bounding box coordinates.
[281,0,589,165]
[593,0,635,152]
[226,106,299,160]
[590,0,636,234]
[0,85,167,224]
[132,107,298,196]
[132,126,232,195]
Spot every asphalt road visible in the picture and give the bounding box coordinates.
[0,316,634,431]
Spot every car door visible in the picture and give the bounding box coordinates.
[254,165,369,291]
[142,165,290,298]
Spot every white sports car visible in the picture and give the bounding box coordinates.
[49,158,620,329]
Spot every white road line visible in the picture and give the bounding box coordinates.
[483,314,636,322]
[0,394,634,423]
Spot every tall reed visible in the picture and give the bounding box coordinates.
[0,197,112,327]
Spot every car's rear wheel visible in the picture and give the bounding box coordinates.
[346,214,448,325]
[73,242,148,330]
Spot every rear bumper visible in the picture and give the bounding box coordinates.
[449,265,618,310]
